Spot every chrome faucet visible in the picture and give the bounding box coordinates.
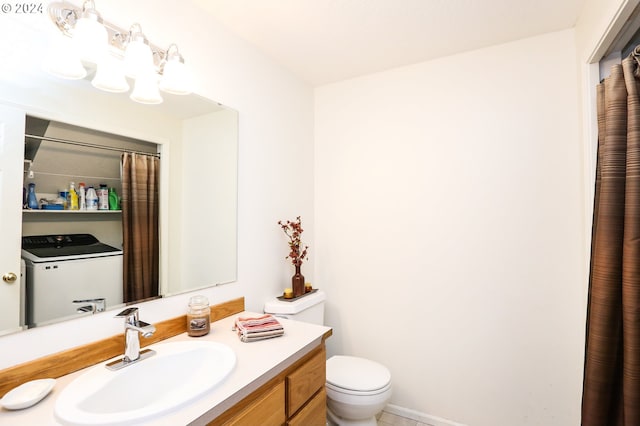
[106,307,156,370]
[73,298,106,314]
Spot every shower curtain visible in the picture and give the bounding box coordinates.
[582,53,640,425]
[121,152,159,303]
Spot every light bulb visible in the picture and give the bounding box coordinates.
[124,34,153,79]
[92,55,129,93]
[43,34,87,80]
[130,69,162,104]
[72,8,108,64]
[159,55,191,95]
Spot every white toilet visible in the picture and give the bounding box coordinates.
[264,290,392,426]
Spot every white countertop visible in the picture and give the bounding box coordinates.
[0,312,331,426]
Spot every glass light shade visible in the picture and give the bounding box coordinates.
[73,14,108,64]
[130,71,162,104]
[124,38,154,79]
[159,57,192,95]
[91,56,129,93]
[43,35,87,80]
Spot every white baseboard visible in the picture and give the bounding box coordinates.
[383,404,467,426]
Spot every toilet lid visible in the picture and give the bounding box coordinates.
[326,355,391,392]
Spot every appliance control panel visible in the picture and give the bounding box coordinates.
[22,234,100,249]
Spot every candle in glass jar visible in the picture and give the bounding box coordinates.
[187,295,211,337]
[284,288,293,299]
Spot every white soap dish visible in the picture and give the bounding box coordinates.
[0,378,56,410]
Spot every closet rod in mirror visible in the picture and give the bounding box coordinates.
[24,134,161,158]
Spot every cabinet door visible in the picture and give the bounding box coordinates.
[225,381,285,426]
[286,347,326,417]
[287,388,326,426]
[0,105,24,332]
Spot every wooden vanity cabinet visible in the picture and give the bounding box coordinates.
[211,344,327,426]
[286,346,326,425]
[223,382,286,426]
[287,388,326,426]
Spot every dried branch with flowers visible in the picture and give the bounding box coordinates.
[278,216,309,267]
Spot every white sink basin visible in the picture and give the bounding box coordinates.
[54,340,236,426]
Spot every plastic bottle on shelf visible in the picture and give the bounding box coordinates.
[27,183,39,210]
[108,187,119,210]
[86,186,98,211]
[55,191,66,208]
[58,190,68,209]
[98,184,109,210]
[68,182,79,210]
[78,182,86,211]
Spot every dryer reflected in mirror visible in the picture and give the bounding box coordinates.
[22,234,124,327]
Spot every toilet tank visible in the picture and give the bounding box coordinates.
[264,290,326,324]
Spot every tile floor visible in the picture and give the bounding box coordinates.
[376,410,432,426]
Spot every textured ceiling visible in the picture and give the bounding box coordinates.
[191,0,587,86]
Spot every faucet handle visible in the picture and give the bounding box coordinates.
[115,307,138,318]
[116,307,140,325]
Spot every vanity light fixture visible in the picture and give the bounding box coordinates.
[123,23,153,79]
[45,0,192,104]
[159,44,192,95]
[130,67,163,105]
[43,33,87,80]
[71,0,107,64]
[91,54,129,93]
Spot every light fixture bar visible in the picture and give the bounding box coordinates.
[48,0,184,83]
[48,2,170,71]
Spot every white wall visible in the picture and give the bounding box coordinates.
[315,29,585,425]
[178,109,238,294]
[0,0,314,367]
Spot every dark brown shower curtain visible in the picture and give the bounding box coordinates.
[121,152,159,303]
[582,54,640,425]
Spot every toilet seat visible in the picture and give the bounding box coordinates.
[326,380,392,396]
[326,355,391,395]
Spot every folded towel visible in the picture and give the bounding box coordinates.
[233,314,284,342]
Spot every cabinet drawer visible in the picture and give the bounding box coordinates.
[286,347,326,417]
[287,387,326,426]
[225,381,285,426]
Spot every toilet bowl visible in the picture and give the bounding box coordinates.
[325,355,392,426]
[263,291,392,425]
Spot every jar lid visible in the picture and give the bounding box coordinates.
[189,295,209,306]
[326,355,391,391]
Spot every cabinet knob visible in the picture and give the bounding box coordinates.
[2,272,17,284]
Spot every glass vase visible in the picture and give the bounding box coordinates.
[292,264,305,298]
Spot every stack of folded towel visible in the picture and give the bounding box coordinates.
[233,314,285,342]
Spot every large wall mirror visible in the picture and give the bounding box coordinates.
[0,62,238,336]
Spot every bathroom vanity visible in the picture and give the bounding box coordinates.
[0,300,332,425]
[211,342,327,426]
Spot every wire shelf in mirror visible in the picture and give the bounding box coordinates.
[22,210,122,214]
